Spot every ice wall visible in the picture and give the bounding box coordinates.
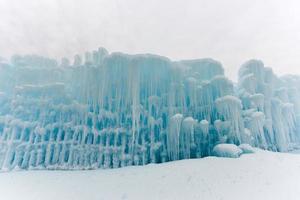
[0,50,299,170]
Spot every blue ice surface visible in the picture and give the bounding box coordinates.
[0,48,299,170]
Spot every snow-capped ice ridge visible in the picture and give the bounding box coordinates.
[0,48,299,170]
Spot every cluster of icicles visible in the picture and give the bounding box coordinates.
[0,47,299,170]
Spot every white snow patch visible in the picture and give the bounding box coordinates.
[0,151,300,200]
[239,143,256,154]
[213,143,242,158]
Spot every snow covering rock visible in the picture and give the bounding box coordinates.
[239,144,256,154]
[212,144,242,158]
[0,50,300,170]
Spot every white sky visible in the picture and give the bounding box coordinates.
[0,0,300,80]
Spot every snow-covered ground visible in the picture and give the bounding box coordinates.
[0,150,300,200]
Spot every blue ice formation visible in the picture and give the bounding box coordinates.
[0,48,300,170]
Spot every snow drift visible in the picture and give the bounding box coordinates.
[212,144,242,158]
[1,150,300,200]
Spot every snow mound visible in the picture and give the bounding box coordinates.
[2,150,300,200]
[239,143,256,154]
[213,144,243,158]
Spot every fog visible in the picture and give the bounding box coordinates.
[1,0,300,80]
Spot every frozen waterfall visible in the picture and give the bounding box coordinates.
[0,49,300,170]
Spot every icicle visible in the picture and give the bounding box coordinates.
[167,114,183,161]
[244,111,267,149]
[215,95,244,144]
[271,98,288,151]
[180,117,195,159]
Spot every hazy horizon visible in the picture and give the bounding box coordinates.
[1,0,300,80]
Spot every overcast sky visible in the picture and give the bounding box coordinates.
[0,0,300,80]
